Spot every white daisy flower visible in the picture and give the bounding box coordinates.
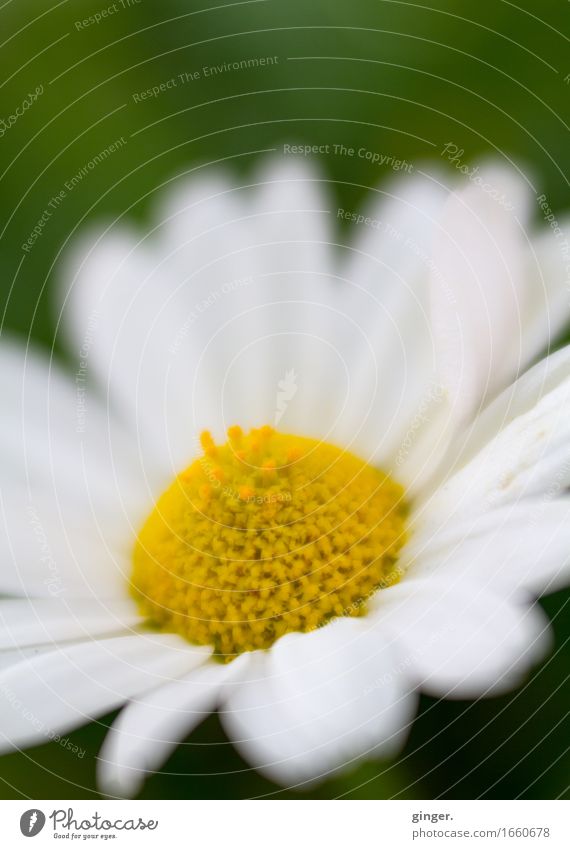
[2,157,570,797]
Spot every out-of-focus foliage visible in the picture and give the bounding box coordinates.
[0,0,568,799]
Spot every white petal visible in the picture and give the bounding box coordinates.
[187,158,340,435]
[59,161,342,457]
[154,169,253,287]
[372,578,550,698]
[98,654,248,797]
[439,344,570,475]
[406,498,570,598]
[424,348,570,523]
[340,167,450,306]
[222,619,417,786]
[329,276,438,472]
[329,169,454,486]
[519,216,570,365]
[429,162,534,422]
[0,338,146,507]
[0,341,152,598]
[152,169,262,435]
[0,646,50,671]
[0,598,141,649]
[59,224,201,480]
[0,634,209,753]
[0,492,133,599]
[247,157,333,276]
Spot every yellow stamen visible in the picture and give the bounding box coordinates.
[132,427,408,660]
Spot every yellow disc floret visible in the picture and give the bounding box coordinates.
[132,426,408,659]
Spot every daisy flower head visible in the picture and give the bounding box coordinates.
[2,156,570,797]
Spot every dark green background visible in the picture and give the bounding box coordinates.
[1,0,569,799]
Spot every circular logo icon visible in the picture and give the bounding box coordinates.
[19,810,46,837]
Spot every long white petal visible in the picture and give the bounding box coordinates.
[0,634,210,753]
[371,577,550,698]
[0,339,154,598]
[0,338,147,506]
[424,349,570,523]
[0,492,134,599]
[186,158,339,435]
[519,215,570,366]
[429,162,533,421]
[0,598,141,649]
[98,654,249,797]
[406,497,570,598]
[222,619,417,786]
[331,170,448,472]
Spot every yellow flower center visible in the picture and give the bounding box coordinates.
[132,426,408,659]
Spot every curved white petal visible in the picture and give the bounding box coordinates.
[0,646,50,671]
[0,598,141,649]
[439,343,570,474]
[152,169,264,436]
[186,158,340,436]
[519,216,570,365]
[330,171,447,465]
[0,634,210,753]
[98,654,249,797]
[221,619,417,786]
[340,166,450,304]
[0,338,146,506]
[59,161,342,460]
[424,349,570,523]
[406,497,570,598]
[429,162,534,422]
[0,340,153,598]
[0,492,134,599]
[58,223,201,481]
[372,577,551,698]
[247,157,333,277]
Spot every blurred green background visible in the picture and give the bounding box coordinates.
[1,0,569,799]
